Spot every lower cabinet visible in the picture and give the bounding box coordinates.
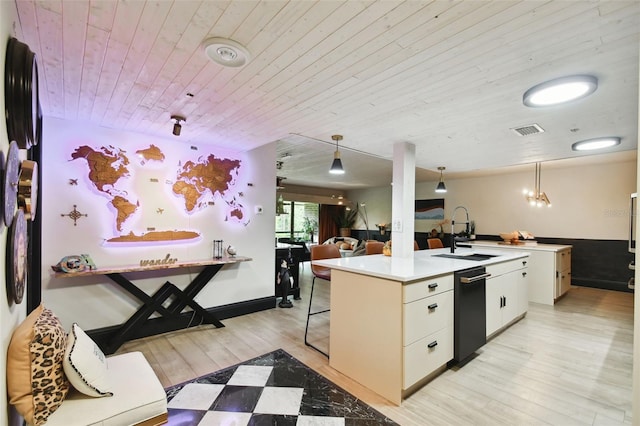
[485,258,529,338]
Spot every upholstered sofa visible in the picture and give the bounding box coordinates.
[323,236,359,256]
[7,305,167,426]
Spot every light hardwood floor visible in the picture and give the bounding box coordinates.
[118,263,634,425]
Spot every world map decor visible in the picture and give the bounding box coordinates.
[69,143,246,246]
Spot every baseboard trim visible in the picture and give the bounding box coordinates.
[88,296,276,353]
[572,278,633,293]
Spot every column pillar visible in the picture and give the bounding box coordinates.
[391,142,415,258]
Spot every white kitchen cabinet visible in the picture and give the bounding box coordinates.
[469,241,572,305]
[485,258,528,338]
[330,270,453,405]
[555,248,572,299]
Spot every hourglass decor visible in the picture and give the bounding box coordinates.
[213,240,223,259]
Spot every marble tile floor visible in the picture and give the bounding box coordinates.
[165,349,398,425]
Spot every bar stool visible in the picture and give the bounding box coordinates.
[427,238,444,249]
[305,244,340,357]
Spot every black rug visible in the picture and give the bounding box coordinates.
[164,348,398,425]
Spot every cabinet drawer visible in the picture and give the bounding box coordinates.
[403,326,453,389]
[404,290,453,346]
[404,274,453,303]
[558,249,571,272]
[486,258,528,277]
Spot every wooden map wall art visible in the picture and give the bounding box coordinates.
[66,141,247,246]
[61,205,88,226]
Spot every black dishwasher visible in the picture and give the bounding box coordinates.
[453,266,490,363]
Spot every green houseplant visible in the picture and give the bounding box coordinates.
[302,217,318,242]
[334,205,359,237]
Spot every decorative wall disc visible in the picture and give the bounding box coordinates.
[17,160,38,220]
[6,209,27,304]
[4,37,40,149]
[4,141,20,227]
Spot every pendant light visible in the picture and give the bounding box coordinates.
[523,162,551,207]
[329,134,345,175]
[435,167,447,193]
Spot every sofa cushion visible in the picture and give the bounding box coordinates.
[43,352,168,426]
[63,323,113,397]
[7,305,70,426]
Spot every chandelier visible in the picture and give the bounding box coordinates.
[523,162,551,207]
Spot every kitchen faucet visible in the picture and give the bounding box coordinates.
[450,206,470,253]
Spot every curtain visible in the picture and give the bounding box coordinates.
[319,204,342,243]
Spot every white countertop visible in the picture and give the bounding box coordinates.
[465,240,572,252]
[313,247,529,282]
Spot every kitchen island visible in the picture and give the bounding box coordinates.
[313,247,529,405]
[465,240,572,304]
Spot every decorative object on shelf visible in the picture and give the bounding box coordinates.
[226,245,237,258]
[523,162,551,207]
[171,115,185,136]
[4,141,20,227]
[4,37,42,149]
[435,166,447,193]
[382,240,392,256]
[139,253,178,267]
[51,254,96,273]
[61,204,88,226]
[6,209,27,304]
[376,223,388,235]
[17,160,38,220]
[276,176,286,215]
[329,134,345,175]
[213,240,224,259]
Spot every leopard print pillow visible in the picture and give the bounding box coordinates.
[29,308,70,426]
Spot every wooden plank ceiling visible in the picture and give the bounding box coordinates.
[14,0,640,189]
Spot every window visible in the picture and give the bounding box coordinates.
[275,202,319,242]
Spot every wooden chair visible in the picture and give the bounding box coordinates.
[414,240,420,250]
[427,238,444,249]
[365,241,385,255]
[306,244,341,357]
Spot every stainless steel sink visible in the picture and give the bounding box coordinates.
[432,253,499,261]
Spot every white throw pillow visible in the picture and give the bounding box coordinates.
[63,323,113,397]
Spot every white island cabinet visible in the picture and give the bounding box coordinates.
[468,241,571,305]
[485,257,529,337]
[314,247,529,405]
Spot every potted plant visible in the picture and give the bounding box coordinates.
[334,205,359,237]
[302,217,318,242]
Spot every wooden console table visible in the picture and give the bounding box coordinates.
[55,256,252,354]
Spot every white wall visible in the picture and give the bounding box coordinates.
[41,118,276,330]
[1,3,27,426]
[348,158,637,241]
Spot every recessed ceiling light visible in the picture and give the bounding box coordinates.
[202,37,251,68]
[523,75,597,107]
[571,137,621,151]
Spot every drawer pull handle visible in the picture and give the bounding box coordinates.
[427,341,438,349]
[522,272,527,277]
[428,303,438,310]
[522,261,527,266]
[428,283,438,289]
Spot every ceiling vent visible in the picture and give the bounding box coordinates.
[511,123,545,136]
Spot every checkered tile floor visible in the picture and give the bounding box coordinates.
[165,349,398,425]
